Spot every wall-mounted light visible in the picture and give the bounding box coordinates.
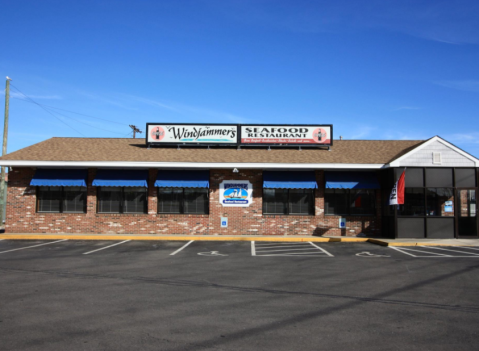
[232,168,239,173]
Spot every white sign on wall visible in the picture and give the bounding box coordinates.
[241,125,332,146]
[146,124,238,145]
[219,180,253,207]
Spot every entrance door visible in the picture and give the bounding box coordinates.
[457,189,477,238]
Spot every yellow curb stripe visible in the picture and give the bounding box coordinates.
[367,239,479,247]
[0,234,370,243]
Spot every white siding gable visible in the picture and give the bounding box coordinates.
[393,138,476,167]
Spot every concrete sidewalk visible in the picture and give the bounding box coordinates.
[1,233,478,246]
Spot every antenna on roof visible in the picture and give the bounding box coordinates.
[129,125,142,139]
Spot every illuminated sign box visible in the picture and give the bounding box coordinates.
[146,123,332,147]
[240,125,333,146]
[146,123,238,146]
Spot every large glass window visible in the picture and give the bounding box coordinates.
[350,190,376,215]
[97,187,147,214]
[426,188,454,217]
[37,186,86,213]
[263,189,314,215]
[158,188,209,214]
[398,188,425,216]
[324,189,348,215]
[325,189,376,216]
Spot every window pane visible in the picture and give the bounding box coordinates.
[63,186,86,213]
[37,186,61,213]
[158,188,182,213]
[184,188,208,214]
[289,189,314,215]
[325,189,348,215]
[427,188,454,217]
[124,187,147,214]
[350,189,375,215]
[426,168,453,187]
[398,188,425,216]
[455,169,476,188]
[263,189,287,214]
[98,187,122,213]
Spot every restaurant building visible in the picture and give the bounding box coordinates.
[0,123,477,239]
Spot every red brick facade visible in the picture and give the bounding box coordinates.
[5,167,382,236]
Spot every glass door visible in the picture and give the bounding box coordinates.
[457,189,477,237]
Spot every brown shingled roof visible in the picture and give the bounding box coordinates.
[0,138,425,164]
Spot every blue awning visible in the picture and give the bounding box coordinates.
[325,171,380,189]
[263,171,318,189]
[92,169,148,187]
[30,169,87,187]
[155,170,209,188]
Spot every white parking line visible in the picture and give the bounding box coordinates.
[309,242,334,257]
[169,240,195,256]
[256,247,321,253]
[254,244,311,249]
[389,246,418,257]
[389,246,452,257]
[419,246,479,256]
[83,240,130,255]
[456,246,479,251]
[0,239,68,254]
[252,241,333,257]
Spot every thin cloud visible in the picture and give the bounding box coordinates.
[120,93,254,123]
[78,91,138,110]
[1,91,62,100]
[446,132,479,144]
[434,80,479,93]
[208,0,479,44]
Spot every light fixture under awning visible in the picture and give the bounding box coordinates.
[155,170,209,188]
[92,169,148,187]
[30,169,87,187]
[325,171,380,189]
[263,171,318,189]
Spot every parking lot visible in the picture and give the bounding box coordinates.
[1,239,479,350]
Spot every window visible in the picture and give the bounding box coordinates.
[158,188,209,214]
[263,189,314,215]
[325,189,376,216]
[426,188,454,217]
[37,186,86,213]
[97,187,147,214]
[398,188,425,216]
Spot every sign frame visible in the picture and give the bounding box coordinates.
[239,124,333,147]
[146,123,239,147]
[219,180,253,207]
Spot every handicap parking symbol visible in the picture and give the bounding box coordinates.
[198,251,228,257]
[356,251,390,258]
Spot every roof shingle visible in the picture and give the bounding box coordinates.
[0,137,425,164]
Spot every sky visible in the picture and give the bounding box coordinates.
[1,0,479,157]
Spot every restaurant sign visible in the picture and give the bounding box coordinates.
[241,125,332,146]
[146,123,238,145]
[219,180,253,207]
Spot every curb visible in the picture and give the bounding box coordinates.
[0,234,370,243]
[367,239,479,247]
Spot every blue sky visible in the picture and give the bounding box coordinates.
[1,0,479,157]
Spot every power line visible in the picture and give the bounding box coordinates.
[10,84,86,137]
[14,98,125,126]
[10,85,130,137]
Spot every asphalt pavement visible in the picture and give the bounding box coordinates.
[0,239,478,351]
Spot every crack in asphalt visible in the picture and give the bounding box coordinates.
[1,266,478,314]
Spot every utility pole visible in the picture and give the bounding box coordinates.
[129,125,142,139]
[1,77,11,223]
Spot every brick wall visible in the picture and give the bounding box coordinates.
[5,167,382,236]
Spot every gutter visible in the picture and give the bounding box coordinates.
[0,160,387,169]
